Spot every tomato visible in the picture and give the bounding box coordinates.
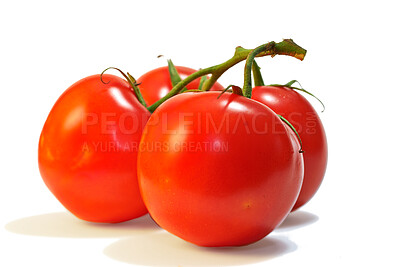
[251,86,328,211]
[137,66,225,106]
[137,91,304,246]
[38,74,151,223]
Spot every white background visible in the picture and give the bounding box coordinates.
[1,0,399,266]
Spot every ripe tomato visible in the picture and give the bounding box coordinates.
[251,86,328,211]
[137,66,225,106]
[38,74,150,223]
[137,91,304,246]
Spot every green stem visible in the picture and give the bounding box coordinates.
[148,67,210,112]
[147,39,307,113]
[242,39,307,98]
[243,43,275,98]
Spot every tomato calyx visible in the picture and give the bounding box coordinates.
[167,59,189,93]
[268,80,326,112]
[278,114,304,153]
[249,50,325,113]
[101,67,148,108]
[167,59,209,93]
[252,60,265,87]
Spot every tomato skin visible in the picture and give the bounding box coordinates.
[137,66,225,106]
[38,74,150,223]
[138,92,303,246]
[251,86,328,211]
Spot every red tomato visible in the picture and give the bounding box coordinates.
[38,74,150,223]
[137,66,225,106]
[251,86,328,211]
[137,91,304,246]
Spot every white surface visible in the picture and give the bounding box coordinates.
[1,0,399,266]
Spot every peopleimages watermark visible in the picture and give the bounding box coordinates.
[80,111,319,135]
[81,140,229,153]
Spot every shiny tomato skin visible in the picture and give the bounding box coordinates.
[252,86,328,211]
[38,74,150,223]
[138,92,303,247]
[137,66,225,106]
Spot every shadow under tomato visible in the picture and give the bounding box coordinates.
[5,212,160,238]
[275,210,319,232]
[103,231,297,266]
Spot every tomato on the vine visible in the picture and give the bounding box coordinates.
[137,91,304,247]
[251,86,327,211]
[137,66,225,106]
[38,74,150,223]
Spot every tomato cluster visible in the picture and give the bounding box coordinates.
[38,40,327,247]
